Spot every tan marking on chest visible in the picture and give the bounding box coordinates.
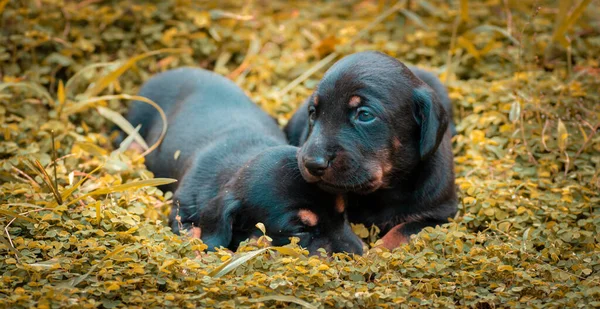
[335,195,345,213]
[392,137,401,150]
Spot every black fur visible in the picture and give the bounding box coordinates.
[284,51,457,247]
[126,67,363,255]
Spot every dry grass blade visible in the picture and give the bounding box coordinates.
[248,295,317,309]
[209,248,268,278]
[209,246,303,278]
[2,203,45,209]
[0,233,19,256]
[83,48,191,98]
[116,125,141,153]
[460,0,469,21]
[400,9,428,30]
[0,82,55,105]
[277,0,406,96]
[86,178,176,195]
[62,94,166,158]
[62,178,177,208]
[58,164,104,203]
[97,106,149,150]
[50,131,59,200]
[29,159,63,205]
[0,209,37,223]
[471,25,520,46]
[64,62,115,95]
[277,52,338,96]
[229,35,261,82]
[551,0,591,46]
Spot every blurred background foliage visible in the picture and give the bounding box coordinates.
[0,0,599,308]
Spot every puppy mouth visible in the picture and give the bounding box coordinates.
[297,150,387,193]
[298,164,381,193]
[316,178,383,194]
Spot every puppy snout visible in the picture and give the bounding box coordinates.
[343,239,364,255]
[304,156,330,177]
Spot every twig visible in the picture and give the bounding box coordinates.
[573,121,600,160]
[45,153,76,169]
[51,131,59,195]
[4,208,51,263]
[444,14,462,84]
[518,108,538,164]
[73,170,98,181]
[503,0,513,36]
[277,0,406,96]
[75,0,101,9]
[61,7,71,38]
[5,217,19,262]
[541,119,550,151]
[11,166,40,188]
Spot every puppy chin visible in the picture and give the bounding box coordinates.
[318,165,385,194]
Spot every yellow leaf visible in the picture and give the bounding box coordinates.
[0,0,9,15]
[497,265,513,272]
[57,80,65,115]
[256,222,266,234]
[460,0,469,21]
[106,283,120,291]
[160,260,176,272]
[454,239,464,252]
[73,142,108,157]
[457,36,480,60]
[462,197,476,205]
[557,119,568,152]
[95,201,102,226]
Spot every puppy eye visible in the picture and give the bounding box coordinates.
[308,106,317,122]
[356,108,376,123]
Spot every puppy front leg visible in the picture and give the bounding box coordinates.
[378,219,447,250]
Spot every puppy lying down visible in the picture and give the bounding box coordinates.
[125,67,363,255]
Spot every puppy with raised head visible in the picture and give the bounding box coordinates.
[126,67,363,255]
[285,51,457,249]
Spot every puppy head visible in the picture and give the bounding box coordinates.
[198,146,363,255]
[297,51,448,193]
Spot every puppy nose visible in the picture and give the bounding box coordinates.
[304,156,329,176]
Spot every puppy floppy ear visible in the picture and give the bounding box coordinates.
[197,192,241,251]
[412,87,449,160]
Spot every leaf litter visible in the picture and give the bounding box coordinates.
[1,0,599,308]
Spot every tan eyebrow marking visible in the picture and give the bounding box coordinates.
[335,195,345,213]
[348,95,361,108]
[313,95,319,107]
[298,209,318,226]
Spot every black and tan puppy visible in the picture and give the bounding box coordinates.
[126,67,363,255]
[285,51,457,249]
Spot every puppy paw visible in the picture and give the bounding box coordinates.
[377,223,409,250]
